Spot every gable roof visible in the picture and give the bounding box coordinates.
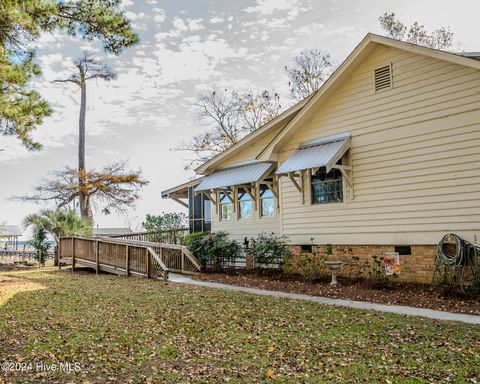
[194,94,313,174]
[194,33,480,175]
[257,33,480,160]
[0,225,22,237]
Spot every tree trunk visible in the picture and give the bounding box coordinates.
[85,194,94,223]
[78,80,87,218]
[53,245,58,267]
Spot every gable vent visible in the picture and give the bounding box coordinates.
[374,64,392,91]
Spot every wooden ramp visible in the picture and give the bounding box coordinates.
[58,236,202,281]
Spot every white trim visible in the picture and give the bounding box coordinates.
[300,131,351,149]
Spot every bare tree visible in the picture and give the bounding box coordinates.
[379,12,454,51]
[16,161,149,218]
[285,49,335,101]
[239,90,281,132]
[53,53,117,219]
[176,89,281,169]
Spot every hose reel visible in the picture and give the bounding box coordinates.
[434,233,479,293]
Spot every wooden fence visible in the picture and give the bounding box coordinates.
[108,228,189,245]
[58,236,201,281]
[0,249,54,263]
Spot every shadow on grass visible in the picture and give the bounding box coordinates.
[0,268,479,383]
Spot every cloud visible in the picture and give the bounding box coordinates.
[124,11,146,21]
[243,0,307,30]
[188,18,204,31]
[153,8,166,23]
[120,0,133,9]
[209,16,224,24]
[244,0,301,15]
[294,22,325,35]
[151,34,248,84]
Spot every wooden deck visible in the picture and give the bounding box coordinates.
[58,236,202,281]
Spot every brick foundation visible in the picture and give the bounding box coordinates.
[290,244,437,284]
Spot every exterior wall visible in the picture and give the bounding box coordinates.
[290,244,436,284]
[211,209,280,243]
[209,122,284,242]
[218,125,284,169]
[278,45,480,246]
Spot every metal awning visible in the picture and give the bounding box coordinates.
[0,225,22,237]
[276,133,351,174]
[195,162,275,191]
[161,177,204,208]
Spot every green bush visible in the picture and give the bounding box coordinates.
[183,231,242,270]
[361,255,397,289]
[183,232,210,264]
[30,227,50,266]
[251,232,290,266]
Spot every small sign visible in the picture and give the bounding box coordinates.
[384,252,400,275]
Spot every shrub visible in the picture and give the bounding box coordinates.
[142,212,187,232]
[339,247,362,279]
[251,232,290,267]
[30,227,50,266]
[325,243,333,259]
[183,231,241,270]
[283,252,327,281]
[361,255,397,289]
[183,231,209,264]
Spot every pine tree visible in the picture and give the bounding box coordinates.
[0,0,138,150]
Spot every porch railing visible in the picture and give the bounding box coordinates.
[107,228,189,245]
[58,236,201,280]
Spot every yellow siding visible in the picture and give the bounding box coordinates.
[210,124,283,239]
[278,45,480,245]
[218,125,284,169]
[211,212,280,242]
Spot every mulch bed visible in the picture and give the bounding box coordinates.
[193,271,480,316]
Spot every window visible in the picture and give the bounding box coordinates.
[204,199,211,223]
[219,192,233,220]
[260,185,275,217]
[238,188,253,219]
[311,167,343,204]
[188,188,211,232]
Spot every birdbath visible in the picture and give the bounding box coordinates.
[325,261,343,286]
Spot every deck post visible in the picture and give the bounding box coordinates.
[146,248,150,278]
[72,237,76,271]
[125,245,130,277]
[181,249,185,273]
[95,240,100,274]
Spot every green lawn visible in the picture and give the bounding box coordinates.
[0,268,478,383]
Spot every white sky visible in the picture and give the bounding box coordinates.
[1,0,479,238]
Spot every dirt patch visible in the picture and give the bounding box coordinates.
[193,271,480,315]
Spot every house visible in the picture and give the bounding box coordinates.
[0,225,22,250]
[161,178,211,233]
[162,33,480,283]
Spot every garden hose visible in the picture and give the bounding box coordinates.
[435,233,480,292]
